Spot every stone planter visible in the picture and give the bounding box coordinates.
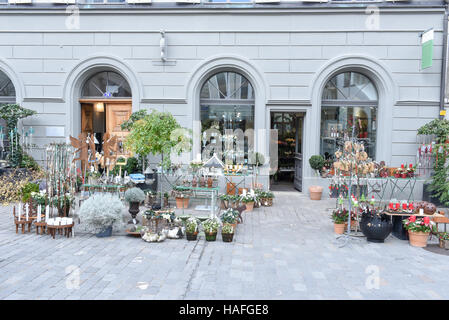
[96,226,112,238]
[360,214,392,243]
[408,231,430,248]
[128,201,140,224]
[309,186,323,200]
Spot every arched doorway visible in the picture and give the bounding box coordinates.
[0,70,16,159]
[199,71,255,164]
[320,71,378,163]
[79,71,132,155]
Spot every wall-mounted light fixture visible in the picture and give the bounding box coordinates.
[160,30,167,62]
[95,102,104,112]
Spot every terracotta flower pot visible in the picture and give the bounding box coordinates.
[176,197,189,209]
[334,223,345,234]
[408,231,429,247]
[244,202,254,212]
[309,186,323,200]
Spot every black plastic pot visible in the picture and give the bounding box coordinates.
[360,214,392,243]
[96,226,112,238]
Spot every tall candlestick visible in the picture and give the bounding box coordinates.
[18,202,22,221]
[45,205,49,222]
[37,205,41,222]
[25,203,29,221]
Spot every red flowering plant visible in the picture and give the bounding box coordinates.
[331,208,349,224]
[402,215,435,233]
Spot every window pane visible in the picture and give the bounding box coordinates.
[82,71,131,98]
[320,105,377,160]
[322,71,378,101]
[0,71,15,97]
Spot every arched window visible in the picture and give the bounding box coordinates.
[81,71,131,98]
[0,70,16,104]
[320,71,378,160]
[200,71,255,163]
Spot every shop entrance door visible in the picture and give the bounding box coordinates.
[270,112,304,191]
[80,100,132,155]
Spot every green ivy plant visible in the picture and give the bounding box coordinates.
[124,109,192,169]
[0,104,36,168]
[418,119,449,206]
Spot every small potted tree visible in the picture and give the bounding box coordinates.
[185,217,199,241]
[78,194,125,237]
[331,208,348,234]
[202,217,220,241]
[222,224,234,242]
[402,216,434,247]
[308,155,325,200]
[124,187,146,224]
[438,232,449,249]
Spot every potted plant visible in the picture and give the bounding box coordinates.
[259,190,274,207]
[124,187,145,224]
[86,170,101,185]
[222,224,234,242]
[220,208,239,229]
[163,192,170,208]
[239,193,256,212]
[359,208,393,243]
[228,195,240,209]
[308,155,325,200]
[20,182,39,203]
[51,193,75,217]
[331,208,348,234]
[220,194,230,209]
[439,232,449,249]
[78,194,125,237]
[185,217,199,241]
[202,217,220,241]
[402,216,434,247]
[172,186,190,209]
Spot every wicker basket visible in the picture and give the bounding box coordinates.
[261,198,273,207]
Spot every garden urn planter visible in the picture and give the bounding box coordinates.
[438,239,449,249]
[128,201,140,224]
[96,226,112,238]
[176,197,189,209]
[334,223,345,234]
[408,231,429,247]
[309,186,323,200]
[360,215,392,243]
[186,232,198,241]
[205,232,217,241]
[222,233,234,242]
[244,202,254,212]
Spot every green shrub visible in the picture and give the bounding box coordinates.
[309,155,325,172]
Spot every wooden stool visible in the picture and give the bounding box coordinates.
[47,223,74,239]
[35,221,47,235]
[14,219,33,234]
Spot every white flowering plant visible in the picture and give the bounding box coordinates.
[202,217,220,234]
[185,217,199,234]
[78,194,125,233]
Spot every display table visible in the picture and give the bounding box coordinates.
[383,211,444,240]
[174,186,219,217]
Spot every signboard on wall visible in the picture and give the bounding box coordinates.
[421,29,434,70]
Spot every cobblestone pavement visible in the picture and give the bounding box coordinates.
[0,190,448,300]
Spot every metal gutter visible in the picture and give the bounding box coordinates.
[440,4,448,119]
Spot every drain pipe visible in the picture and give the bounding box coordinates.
[440,4,448,119]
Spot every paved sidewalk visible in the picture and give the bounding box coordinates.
[0,191,448,300]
